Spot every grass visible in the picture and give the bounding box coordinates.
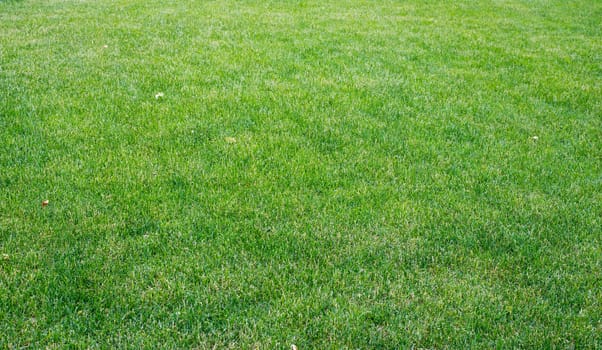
[1,0,601,348]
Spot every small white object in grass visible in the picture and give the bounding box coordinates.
[155,92,164,99]
[291,345,298,350]
[102,44,108,49]
[532,135,539,141]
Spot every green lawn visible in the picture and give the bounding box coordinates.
[1,0,601,348]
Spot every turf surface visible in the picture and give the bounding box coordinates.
[1,0,601,348]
